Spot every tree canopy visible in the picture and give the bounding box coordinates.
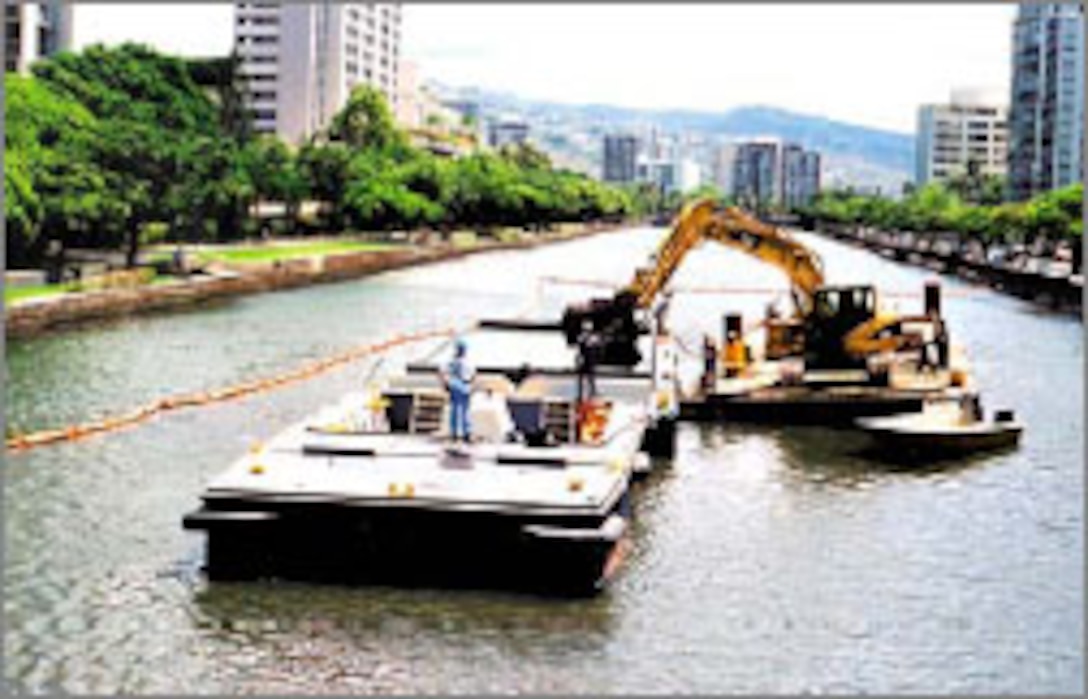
[799,181,1083,251]
[6,44,647,268]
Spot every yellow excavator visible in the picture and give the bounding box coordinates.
[562,199,945,376]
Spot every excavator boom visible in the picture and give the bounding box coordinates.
[625,200,825,316]
[562,198,941,372]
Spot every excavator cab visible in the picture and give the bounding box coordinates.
[803,285,878,371]
[561,292,645,367]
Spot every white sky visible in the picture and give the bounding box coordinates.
[72,3,1017,134]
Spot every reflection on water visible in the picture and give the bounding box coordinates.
[4,228,1083,694]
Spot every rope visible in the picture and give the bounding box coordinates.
[6,325,466,454]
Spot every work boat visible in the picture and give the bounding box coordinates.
[184,321,679,596]
[856,397,1023,460]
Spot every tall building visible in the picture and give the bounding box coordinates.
[1008,2,1084,200]
[915,88,1009,186]
[602,134,639,183]
[731,138,821,210]
[5,0,72,73]
[636,158,677,193]
[676,158,703,193]
[712,143,737,195]
[781,144,822,209]
[234,2,402,144]
[732,139,782,210]
[394,58,421,127]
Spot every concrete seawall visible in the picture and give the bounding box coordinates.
[6,223,623,339]
[811,222,1083,315]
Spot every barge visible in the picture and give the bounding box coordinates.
[184,323,678,595]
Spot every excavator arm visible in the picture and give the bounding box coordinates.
[842,313,930,357]
[562,198,943,369]
[624,199,825,317]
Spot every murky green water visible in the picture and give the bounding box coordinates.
[4,229,1083,694]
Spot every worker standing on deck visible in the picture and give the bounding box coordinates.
[576,320,602,401]
[702,334,718,393]
[442,338,476,443]
[722,329,749,378]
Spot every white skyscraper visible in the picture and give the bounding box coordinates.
[916,87,1009,186]
[4,0,73,73]
[234,2,402,144]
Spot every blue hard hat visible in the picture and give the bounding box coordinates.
[454,337,467,354]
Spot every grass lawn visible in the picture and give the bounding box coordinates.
[449,231,480,249]
[194,240,397,265]
[5,271,173,306]
[4,283,75,306]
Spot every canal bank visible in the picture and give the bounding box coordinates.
[810,221,1083,315]
[5,220,625,339]
[4,225,1082,694]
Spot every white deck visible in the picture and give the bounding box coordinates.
[203,400,648,516]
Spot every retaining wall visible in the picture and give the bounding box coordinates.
[6,223,622,339]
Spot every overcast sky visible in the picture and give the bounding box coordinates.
[72,3,1017,134]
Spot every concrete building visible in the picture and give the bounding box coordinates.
[711,143,738,195]
[5,0,72,73]
[731,138,821,211]
[915,88,1009,186]
[1007,2,1084,200]
[781,144,822,209]
[636,158,676,194]
[234,2,402,144]
[395,60,459,130]
[394,58,422,127]
[676,158,702,193]
[602,134,639,183]
[732,139,782,211]
[487,118,529,148]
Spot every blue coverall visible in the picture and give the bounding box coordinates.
[446,354,474,441]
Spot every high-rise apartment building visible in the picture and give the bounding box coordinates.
[234,2,402,144]
[5,0,72,73]
[915,88,1009,186]
[781,144,822,210]
[732,139,782,210]
[731,139,821,210]
[1007,2,1084,200]
[712,143,737,195]
[602,134,639,183]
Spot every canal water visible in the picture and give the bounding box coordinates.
[4,228,1083,694]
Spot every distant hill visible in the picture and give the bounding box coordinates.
[438,84,915,193]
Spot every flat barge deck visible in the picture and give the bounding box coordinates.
[681,384,928,424]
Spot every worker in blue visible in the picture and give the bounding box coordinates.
[441,337,476,443]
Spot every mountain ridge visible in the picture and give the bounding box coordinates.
[437,83,916,191]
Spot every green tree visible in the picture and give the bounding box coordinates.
[326,84,408,154]
[297,142,353,230]
[342,150,443,230]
